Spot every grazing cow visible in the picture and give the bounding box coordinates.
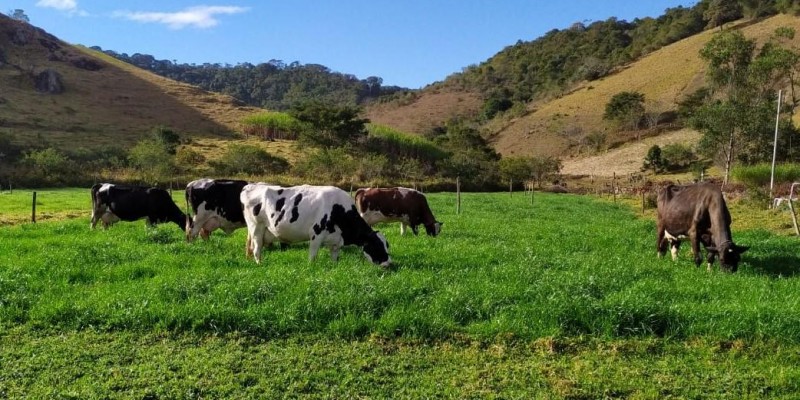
[354,187,442,236]
[90,183,186,230]
[185,178,249,242]
[241,184,391,267]
[656,182,749,272]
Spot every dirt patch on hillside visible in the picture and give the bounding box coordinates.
[561,129,700,177]
[365,88,482,134]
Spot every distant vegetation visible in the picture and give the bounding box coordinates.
[93,50,409,110]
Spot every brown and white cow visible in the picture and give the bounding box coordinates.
[354,187,442,236]
[656,182,748,272]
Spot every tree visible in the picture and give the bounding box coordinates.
[499,157,532,185]
[643,145,664,173]
[151,126,181,155]
[661,143,697,171]
[703,0,742,30]
[603,91,645,130]
[528,156,562,188]
[696,30,755,185]
[290,101,369,149]
[695,28,800,184]
[23,148,70,177]
[9,9,29,23]
[128,139,175,185]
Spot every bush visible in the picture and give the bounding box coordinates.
[661,143,696,172]
[292,148,357,183]
[209,144,288,176]
[603,91,645,129]
[643,145,664,173]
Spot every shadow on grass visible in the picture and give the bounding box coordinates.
[745,254,800,277]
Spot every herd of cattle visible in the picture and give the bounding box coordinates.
[88,179,748,271]
[90,180,443,268]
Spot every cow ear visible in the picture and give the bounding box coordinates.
[734,244,750,254]
[706,246,718,253]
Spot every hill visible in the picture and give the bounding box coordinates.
[0,13,261,152]
[367,13,800,172]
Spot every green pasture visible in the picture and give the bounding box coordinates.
[1,189,799,397]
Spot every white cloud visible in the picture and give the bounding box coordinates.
[35,0,78,12]
[113,6,249,30]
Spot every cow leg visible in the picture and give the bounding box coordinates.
[411,224,419,236]
[329,244,341,261]
[706,251,716,272]
[251,229,277,264]
[689,230,702,267]
[308,234,325,261]
[670,240,681,261]
[656,224,667,258]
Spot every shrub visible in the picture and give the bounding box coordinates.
[292,148,357,182]
[209,144,288,176]
[643,145,664,173]
[661,143,696,172]
[603,91,645,129]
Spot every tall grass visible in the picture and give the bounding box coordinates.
[731,163,800,187]
[366,124,448,162]
[0,191,798,341]
[241,111,303,140]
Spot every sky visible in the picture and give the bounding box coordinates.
[13,0,699,89]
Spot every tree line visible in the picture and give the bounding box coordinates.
[450,0,797,121]
[92,49,409,110]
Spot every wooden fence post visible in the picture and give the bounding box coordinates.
[641,191,645,214]
[613,172,617,204]
[789,183,800,236]
[31,191,36,223]
[456,177,461,215]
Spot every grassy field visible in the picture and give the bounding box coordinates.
[1,189,800,397]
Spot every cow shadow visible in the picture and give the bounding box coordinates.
[745,254,800,277]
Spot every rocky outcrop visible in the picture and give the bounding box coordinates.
[34,69,64,94]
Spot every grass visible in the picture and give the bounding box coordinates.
[1,189,800,396]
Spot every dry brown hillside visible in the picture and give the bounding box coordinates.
[0,14,261,151]
[365,86,482,134]
[493,15,800,163]
[367,14,800,174]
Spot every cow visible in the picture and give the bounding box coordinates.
[354,187,442,236]
[90,183,186,230]
[184,178,249,242]
[241,184,391,267]
[656,182,749,272]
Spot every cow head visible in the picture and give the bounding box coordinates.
[708,242,750,272]
[362,231,391,267]
[424,221,443,237]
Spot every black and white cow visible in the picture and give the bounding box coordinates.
[90,183,186,230]
[241,184,391,266]
[354,187,442,236]
[184,178,249,242]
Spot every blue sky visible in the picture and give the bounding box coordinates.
[14,1,698,89]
